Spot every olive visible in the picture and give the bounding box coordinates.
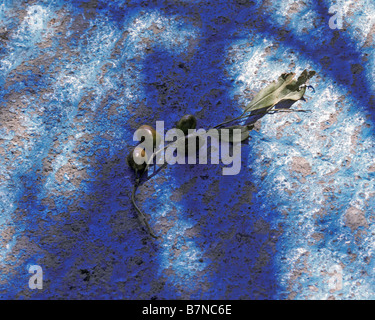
[176,114,197,135]
[135,125,161,151]
[127,146,148,172]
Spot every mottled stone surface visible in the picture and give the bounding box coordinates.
[0,0,374,299]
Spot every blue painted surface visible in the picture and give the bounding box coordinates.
[0,0,374,299]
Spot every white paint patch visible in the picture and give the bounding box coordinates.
[25,5,49,33]
[127,9,201,58]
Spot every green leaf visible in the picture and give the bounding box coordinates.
[244,70,315,113]
[219,125,250,143]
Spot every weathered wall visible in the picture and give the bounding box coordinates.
[0,0,374,299]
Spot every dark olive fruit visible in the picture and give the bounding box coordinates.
[127,146,148,172]
[176,114,197,135]
[135,125,161,151]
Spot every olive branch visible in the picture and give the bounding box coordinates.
[129,69,316,239]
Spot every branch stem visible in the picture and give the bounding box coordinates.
[131,174,159,239]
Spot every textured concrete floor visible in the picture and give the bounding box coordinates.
[0,0,375,299]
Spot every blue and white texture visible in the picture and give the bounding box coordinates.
[0,0,374,299]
